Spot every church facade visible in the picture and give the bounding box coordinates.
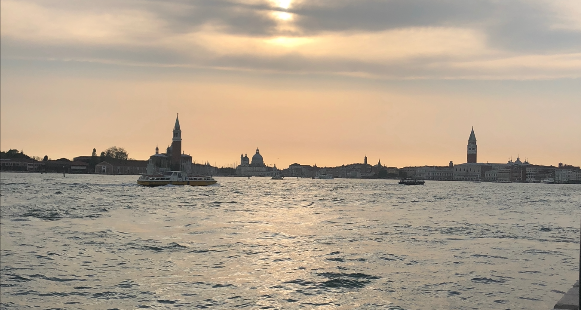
[236,148,273,176]
[146,114,194,175]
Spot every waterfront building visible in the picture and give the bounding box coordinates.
[484,169,498,182]
[0,158,91,174]
[467,127,477,163]
[0,158,44,172]
[525,164,555,183]
[555,164,581,184]
[342,162,373,178]
[95,160,147,175]
[453,163,492,181]
[235,148,273,176]
[483,158,531,182]
[419,165,455,181]
[400,166,419,178]
[385,167,399,176]
[287,163,315,178]
[401,164,454,181]
[145,114,194,175]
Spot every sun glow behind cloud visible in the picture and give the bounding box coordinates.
[269,0,295,24]
[273,0,292,9]
[2,0,581,79]
[271,11,293,21]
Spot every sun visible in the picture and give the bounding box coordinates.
[275,0,292,9]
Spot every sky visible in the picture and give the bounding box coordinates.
[1,0,580,168]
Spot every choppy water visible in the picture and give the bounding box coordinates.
[1,173,579,310]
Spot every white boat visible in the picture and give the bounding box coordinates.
[137,171,217,187]
[541,178,555,184]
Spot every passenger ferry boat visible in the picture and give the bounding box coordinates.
[137,171,217,187]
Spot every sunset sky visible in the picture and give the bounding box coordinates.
[2,0,580,168]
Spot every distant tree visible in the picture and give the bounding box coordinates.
[92,148,97,157]
[103,146,129,161]
[32,156,42,161]
[56,158,71,162]
[0,149,31,159]
[43,155,49,161]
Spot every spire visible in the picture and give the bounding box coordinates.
[172,113,182,142]
[174,113,180,130]
[468,126,476,142]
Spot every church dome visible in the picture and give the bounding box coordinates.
[251,148,264,167]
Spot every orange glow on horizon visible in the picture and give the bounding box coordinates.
[1,73,580,168]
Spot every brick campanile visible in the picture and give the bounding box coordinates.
[171,114,182,171]
[467,127,477,163]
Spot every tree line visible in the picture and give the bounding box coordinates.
[1,146,129,162]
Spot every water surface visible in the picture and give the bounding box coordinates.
[1,173,579,309]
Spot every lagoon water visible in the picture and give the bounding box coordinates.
[1,172,579,309]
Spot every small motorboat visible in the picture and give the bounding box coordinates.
[137,171,217,187]
[399,178,425,185]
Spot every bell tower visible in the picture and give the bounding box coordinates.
[171,114,182,170]
[467,127,477,163]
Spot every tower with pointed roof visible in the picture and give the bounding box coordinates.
[467,127,477,163]
[171,114,182,170]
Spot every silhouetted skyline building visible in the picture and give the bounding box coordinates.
[467,127,477,163]
[236,148,272,176]
[146,114,193,175]
[171,114,182,170]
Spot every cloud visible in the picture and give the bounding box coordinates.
[2,0,581,79]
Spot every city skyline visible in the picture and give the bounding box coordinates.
[2,0,581,168]
[1,123,578,170]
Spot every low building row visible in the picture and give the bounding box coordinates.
[0,158,90,173]
[400,160,581,183]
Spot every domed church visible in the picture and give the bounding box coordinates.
[251,148,265,167]
[236,148,273,176]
